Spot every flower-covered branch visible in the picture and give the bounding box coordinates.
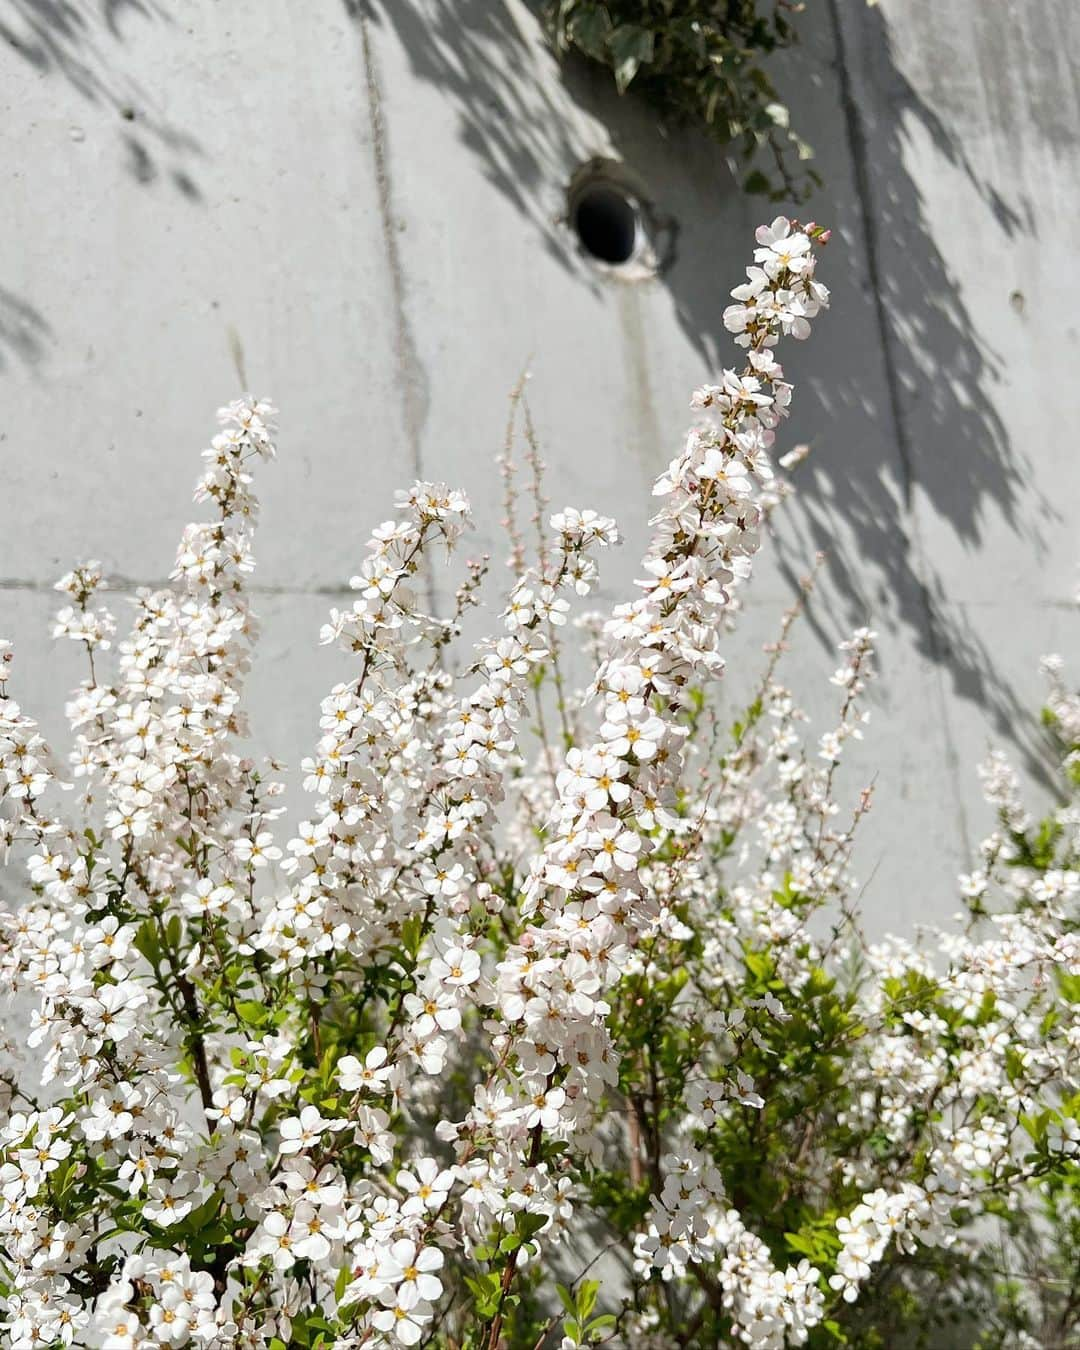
[1,220,1077,1350]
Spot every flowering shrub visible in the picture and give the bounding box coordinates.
[1,220,1077,1350]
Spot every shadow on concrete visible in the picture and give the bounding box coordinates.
[0,0,202,198]
[776,0,1055,783]
[344,0,585,277]
[349,0,1054,782]
[0,286,51,371]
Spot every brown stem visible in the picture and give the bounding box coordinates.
[483,1121,545,1350]
[627,1092,644,1189]
[646,1049,663,1195]
[177,973,214,1113]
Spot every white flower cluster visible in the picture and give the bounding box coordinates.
[632,1144,824,1346]
[623,608,1077,1344]
[1,216,1076,1349]
[1,399,283,1347]
[417,219,830,1320]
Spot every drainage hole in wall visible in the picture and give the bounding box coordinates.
[572,183,639,265]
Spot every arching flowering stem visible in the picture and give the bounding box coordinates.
[445,218,831,1339]
[4,216,1072,1350]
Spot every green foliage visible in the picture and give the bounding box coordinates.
[542,0,820,200]
[557,1279,616,1345]
[557,660,1080,1347]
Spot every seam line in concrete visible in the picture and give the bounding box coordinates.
[825,0,972,855]
[358,13,436,613]
[4,574,1071,608]
[825,0,917,511]
[0,578,358,598]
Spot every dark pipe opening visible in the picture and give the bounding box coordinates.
[572,183,639,265]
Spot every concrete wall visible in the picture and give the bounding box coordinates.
[1,0,1077,929]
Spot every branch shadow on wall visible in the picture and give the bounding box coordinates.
[0,0,202,198]
[350,0,1053,783]
[769,0,1056,786]
[344,0,593,278]
[0,287,51,372]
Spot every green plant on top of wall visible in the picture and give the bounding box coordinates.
[542,0,820,201]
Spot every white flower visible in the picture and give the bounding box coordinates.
[397,1158,454,1215]
[338,1046,393,1095]
[278,1105,342,1154]
[234,831,282,868]
[371,1299,433,1346]
[520,1083,567,1131]
[429,946,480,990]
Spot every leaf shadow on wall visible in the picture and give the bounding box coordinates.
[0,287,51,372]
[350,0,1055,785]
[0,0,202,198]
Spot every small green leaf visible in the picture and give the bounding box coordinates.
[568,6,613,60]
[133,918,161,964]
[743,168,772,196]
[400,915,424,959]
[334,1262,351,1305]
[464,1271,502,1319]
[608,25,654,92]
[235,1000,268,1027]
[577,1278,600,1320]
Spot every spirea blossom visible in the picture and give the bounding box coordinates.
[1,222,1077,1349]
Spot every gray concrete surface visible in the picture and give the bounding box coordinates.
[1,0,1077,931]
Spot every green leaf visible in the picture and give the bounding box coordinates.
[518,1211,548,1242]
[608,24,655,93]
[175,1192,220,1236]
[464,1271,502,1319]
[400,915,424,959]
[133,918,161,965]
[235,1000,268,1027]
[1058,971,1080,1004]
[568,6,613,60]
[743,168,772,195]
[577,1278,600,1321]
[744,948,775,984]
[785,1230,818,1258]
